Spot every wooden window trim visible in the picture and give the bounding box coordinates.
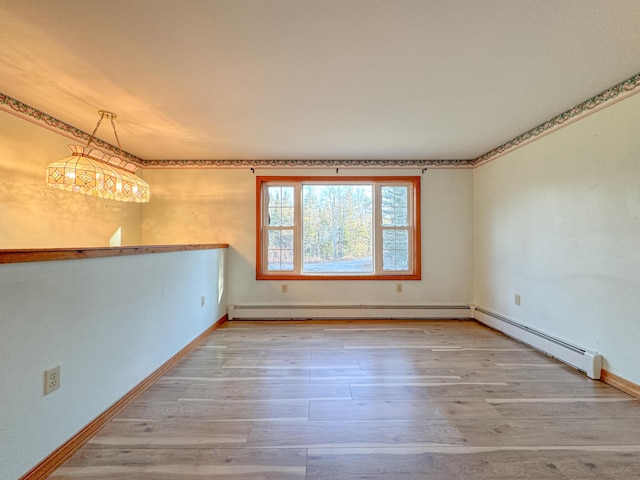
[256,176,421,281]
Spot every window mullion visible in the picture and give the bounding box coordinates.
[294,183,303,274]
[373,182,381,274]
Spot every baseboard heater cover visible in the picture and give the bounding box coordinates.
[228,304,471,320]
[473,306,602,379]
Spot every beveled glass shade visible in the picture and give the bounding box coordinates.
[46,145,151,203]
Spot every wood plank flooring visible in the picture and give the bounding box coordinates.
[50,320,640,479]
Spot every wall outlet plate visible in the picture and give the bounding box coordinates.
[44,365,60,395]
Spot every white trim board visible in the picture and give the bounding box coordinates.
[472,306,602,379]
[228,304,472,320]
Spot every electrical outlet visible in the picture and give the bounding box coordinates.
[44,365,60,395]
[201,295,206,307]
[514,294,521,306]
[281,284,288,294]
[396,283,403,293]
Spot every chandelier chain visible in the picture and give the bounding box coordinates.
[86,115,105,147]
[86,110,122,157]
[110,116,123,156]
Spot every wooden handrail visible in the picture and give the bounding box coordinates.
[0,244,229,264]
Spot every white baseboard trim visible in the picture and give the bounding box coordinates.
[473,306,602,379]
[228,304,472,321]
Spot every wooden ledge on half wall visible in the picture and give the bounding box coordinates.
[0,243,229,265]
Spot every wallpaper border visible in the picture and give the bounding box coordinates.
[473,72,640,166]
[0,93,145,168]
[138,158,474,168]
[2,71,640,169]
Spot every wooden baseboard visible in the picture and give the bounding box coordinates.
[20,314,228,480]
[601,369,640,400]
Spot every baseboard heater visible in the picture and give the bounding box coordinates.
[228,304,472,321]
[473,306,602,379]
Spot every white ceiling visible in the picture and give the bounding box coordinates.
[1,0,639,162]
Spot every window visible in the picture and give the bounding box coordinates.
[256,176,421,280]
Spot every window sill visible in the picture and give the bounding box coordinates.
[256,272,421,281]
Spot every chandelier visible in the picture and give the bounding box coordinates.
[46,110,151,203]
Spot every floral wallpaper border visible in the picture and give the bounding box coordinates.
[473,72,640,166]
[138,158,474,168]
[2,71,639,169]
[0,93,145,169]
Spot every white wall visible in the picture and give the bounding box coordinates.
[474,93,640,384]
[142,167,475,309]
[0,247,227,480]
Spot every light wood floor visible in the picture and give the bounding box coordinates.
[51,319,640,479]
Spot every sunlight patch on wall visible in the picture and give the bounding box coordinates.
[109,227,122,247]
[218,251,225,303]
